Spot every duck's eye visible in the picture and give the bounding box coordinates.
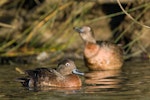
[65,63,70,66]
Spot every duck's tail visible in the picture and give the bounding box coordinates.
[16,77,30,87]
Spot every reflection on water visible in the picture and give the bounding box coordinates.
[84,70,122,92]
[27,86,82,94]
[0,60,150,99]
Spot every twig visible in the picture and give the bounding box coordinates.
[0,22,14,28]
[117,0,150,29]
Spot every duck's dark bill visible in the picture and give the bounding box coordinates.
[74,27,83,33]
[72,69,84,76]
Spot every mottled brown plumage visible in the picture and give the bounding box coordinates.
[74,26,124,70]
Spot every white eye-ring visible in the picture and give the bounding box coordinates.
[65,63,70,66]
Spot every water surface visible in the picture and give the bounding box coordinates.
[0,59,150,100]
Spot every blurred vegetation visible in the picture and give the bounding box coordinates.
[0,0,150,64]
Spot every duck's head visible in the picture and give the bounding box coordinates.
[74,26,96,43]
[56,59,84,76]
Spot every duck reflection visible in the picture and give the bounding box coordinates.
[28,86,82,94]
[84,70,122,92]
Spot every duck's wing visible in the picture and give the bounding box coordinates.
[25,68,57,79]
[17,68,64,87]
[27,68,65,81]
[97,41,123,53]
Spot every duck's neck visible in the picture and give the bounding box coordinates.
[85,39,96,44]
[84,42,99,58]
